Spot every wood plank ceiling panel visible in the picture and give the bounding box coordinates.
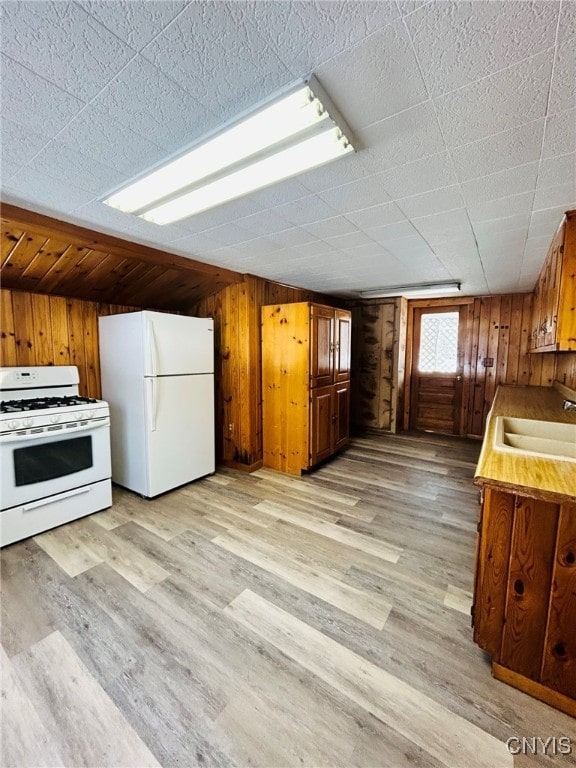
[0,204,243,311]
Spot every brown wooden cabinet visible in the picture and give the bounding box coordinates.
[529,210,576,352]
[473,486,576,716]
[262,302,351,474]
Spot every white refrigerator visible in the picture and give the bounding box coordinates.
[98,311,215,497]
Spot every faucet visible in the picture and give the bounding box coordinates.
[563,399,576,411]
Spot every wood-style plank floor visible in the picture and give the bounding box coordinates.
[2,432,574,768]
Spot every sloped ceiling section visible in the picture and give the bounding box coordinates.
[1,0,575,298]
[0,204,242,311]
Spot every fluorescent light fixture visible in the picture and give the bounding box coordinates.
[103,79,354,224]
[359,281,462,299]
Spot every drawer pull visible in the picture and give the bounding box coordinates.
[553,642,567,659]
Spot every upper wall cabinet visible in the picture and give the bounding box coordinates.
[530,210,576,353]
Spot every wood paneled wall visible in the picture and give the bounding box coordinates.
[403,294,576,438]
[191,274,337,469]
[0,288,139,398]
[350,298,407,432]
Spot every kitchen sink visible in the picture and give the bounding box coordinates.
[494,417,576,462]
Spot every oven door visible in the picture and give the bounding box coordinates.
[0,418,111,510]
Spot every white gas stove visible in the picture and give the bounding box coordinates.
[0,366,112,547]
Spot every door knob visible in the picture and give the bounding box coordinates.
[456,375,463,381]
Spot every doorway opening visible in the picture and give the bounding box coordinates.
[408,305,466,435]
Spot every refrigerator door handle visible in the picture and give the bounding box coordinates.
[147,378,158,432]
[147,319,158,376]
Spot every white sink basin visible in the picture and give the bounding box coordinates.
[494,417,576,462]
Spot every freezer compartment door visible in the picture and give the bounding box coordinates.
[145,374,215,497]
[143,311,214,376]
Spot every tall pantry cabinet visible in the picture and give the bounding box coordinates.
[261,302,352,475]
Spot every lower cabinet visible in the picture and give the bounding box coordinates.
[310,382,350,467]
[473,486,576,716]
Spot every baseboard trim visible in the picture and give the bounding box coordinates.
[492,663,576,718]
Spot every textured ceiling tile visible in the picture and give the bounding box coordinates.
[474,214,531,237]
[468,191,535,223]
[476,228,528,251]
[460,162,539,205]
[0,160,22,184]
[339,242,392,260]
[236,210,295,238]
[2,170,96,214]
[72,200,145,235]
[267,228,319,249]
[533,180,576,211]
[302,216,357,239]
[177,223,254,252]
[451,120,544,181]
[559,0,576,42]
[542,109,576,158]
[0,1,135,101]
[396,184,464,218]
[356,101,446,172]
[232,0,400,76]
[345,201,406,229]
[289,240,336,257]
[411,208,473,243]
[82,0,187,50]
[92,57,217,153]
[297,150,378,194]
[55,104,166,176]
[395,1,431,16]
[315,20,427,131]
[366,219,420,244]
[435,51,553,148]
[523,235,554,260]
[0,54,84,134]
[529,206,569,239]
[30,141,128,195]
[317,175,391,214]
[325,230,373,251]
[275,195,337,226]
[537,153,576,188]
[0,116,52,168]
[140,1,292,120]
[379,152,457,198]
[548,38,576,115]
[405,0,559,96]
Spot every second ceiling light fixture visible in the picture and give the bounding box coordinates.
[103,77,354,225]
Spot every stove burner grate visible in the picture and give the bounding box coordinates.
[0,396,98,414]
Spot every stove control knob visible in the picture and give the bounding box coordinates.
[23,418,33,428]
[8,419,20,430]
[87,410,95,419]
[50,414,62,424]
[78,412,87,421]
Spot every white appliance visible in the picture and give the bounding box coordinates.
[0,366,112,547]
[98,310,215,498]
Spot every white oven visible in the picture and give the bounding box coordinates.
[0,366,112,547]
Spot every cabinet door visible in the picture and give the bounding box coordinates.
[310,385,333,466]
[310,306,334,388]
[334,310,352,383]
[333,381,350,451]
[500,497,559,680]
[473,488,515,659]
[540,502,576,699]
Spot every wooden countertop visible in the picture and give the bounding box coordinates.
[475,384,576,501]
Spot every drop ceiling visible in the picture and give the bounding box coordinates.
[1,0,575,298]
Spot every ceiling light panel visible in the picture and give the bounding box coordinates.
[360,281,462,299]
[103,79,354,223]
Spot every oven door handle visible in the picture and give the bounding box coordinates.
[22,485,93,512]
[0,419,110,444]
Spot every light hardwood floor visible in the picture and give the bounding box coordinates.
[1,432,574,768]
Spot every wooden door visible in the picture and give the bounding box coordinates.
[544,227,564,348]
[333,381,350,451]
[334,309,352,383]
[310,385,333,465]
[310,305,334,387]
[410,306,466,435]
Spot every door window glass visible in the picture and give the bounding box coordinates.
[418,312,459,373]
